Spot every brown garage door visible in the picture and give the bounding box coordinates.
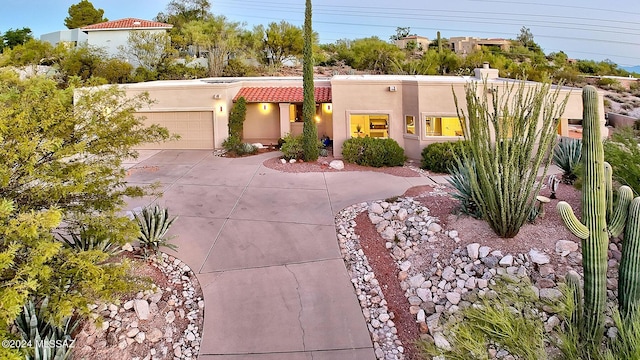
[137,111,214,149]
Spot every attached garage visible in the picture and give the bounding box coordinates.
[137,111,214,149]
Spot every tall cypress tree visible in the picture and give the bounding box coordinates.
[302,0,319,161]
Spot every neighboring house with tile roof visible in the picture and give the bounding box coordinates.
[115,64,600,159]
[41,18,172,66]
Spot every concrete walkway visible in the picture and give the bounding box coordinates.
[124,150,436,359]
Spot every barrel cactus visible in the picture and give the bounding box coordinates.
[557,85,634,342]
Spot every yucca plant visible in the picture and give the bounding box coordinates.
[60,230,122,255]
[15,298,78,360]
[553,137,582,184]
[134,205,178,257]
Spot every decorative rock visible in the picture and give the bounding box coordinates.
[433,333,452,351]
[122,243,134,252]
[280,158,286,164]
[165,311,176,324]
[369,202,384,215]
[147,328,163,343]
[529,249,550,265]
[134,300,150,320]
[445,292,461,305]
[123,300,135,310]
[417,309,426,322]
[134,331,145,344]
[329,160,344,170]
[289,159,296,163]
[539,288,563,301]
[397,208,408,221]
[467,243,480,260]
[556,240,579,256]
[126,328,140,338]
[441,267,456,282]
[428,223,442,233]
[478,246,491,258]
[499,255,514,267]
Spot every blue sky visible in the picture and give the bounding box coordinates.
[1,0,639,67]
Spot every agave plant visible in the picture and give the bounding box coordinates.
[60,230,122,255]
[447,159,483,219]
[15,298,78,360]
[134,205,178,257]
[553,137,582,184]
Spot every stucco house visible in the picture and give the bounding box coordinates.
[41,18,172,65]
[120,64,603,160]
[449,37,511,55]
[394,36,430,51]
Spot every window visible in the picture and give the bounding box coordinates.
[424,116,463,137]
[349,114,389,138]
[405,115,416,135]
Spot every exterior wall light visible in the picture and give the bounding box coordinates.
[263,103,268,111]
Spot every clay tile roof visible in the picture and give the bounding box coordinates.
[81,18,173,31]
[233,87,332,103]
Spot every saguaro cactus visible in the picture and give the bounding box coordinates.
[619,198,640,317]
[557,85,633,343]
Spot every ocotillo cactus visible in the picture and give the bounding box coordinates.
[619,198,640,317]
[557,85,633,343]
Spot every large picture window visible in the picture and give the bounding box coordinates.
[424,116,463,137]
[349,114,389,138]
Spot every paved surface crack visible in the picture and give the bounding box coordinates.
[284,264,306,351]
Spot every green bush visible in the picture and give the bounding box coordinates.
[421,141,469,174]
[280,133,304,160]
[604,127,640,196]
[342,137,406,167]
[222,135,258,156]
[229,97,247,140]
[553,137,582,184]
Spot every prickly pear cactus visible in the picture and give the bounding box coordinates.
[557,85,633,342]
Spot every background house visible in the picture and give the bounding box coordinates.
[449,37,511,55]
[394,35,430,51]
[41,18,172,66]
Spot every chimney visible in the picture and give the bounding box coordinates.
[474,62,499,79]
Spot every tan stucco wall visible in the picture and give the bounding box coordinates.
[117,75,604,155]
[244,103,280,143]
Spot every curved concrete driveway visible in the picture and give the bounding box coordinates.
[124,150,436,359]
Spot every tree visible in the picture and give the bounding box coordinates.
[454,79,568,238]
[64,0,107,29]
[156,0,212,52]
[261,21,304,67]
[0,70,171,348]
[57,44,107,83]
[302,0,319,161]
[119,30,175,70]
[182,16,243,77]
[390,27,412,41]
[0,28,33,50]
[347,37,406,73]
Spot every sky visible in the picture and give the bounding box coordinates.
[1,0,639,67]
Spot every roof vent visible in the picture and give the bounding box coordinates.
[133,21,141,26]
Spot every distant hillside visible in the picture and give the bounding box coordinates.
[621,65,640,74]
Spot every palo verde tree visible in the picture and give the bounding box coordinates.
[302,0,319,161]
[0,70,171,352]
[64,0,108,29]
[454,79,568,238]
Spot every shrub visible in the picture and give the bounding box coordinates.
[342,137,406,167]
[228,97,247,140]
[135,205,178,258]
[421,141,469,174]
[553,137,582,184]
[420,277,547,359]
[280,133,304,160]
[448,159,483,218]
[604,127,640,196]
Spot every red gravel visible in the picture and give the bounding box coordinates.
[354,211,422,360]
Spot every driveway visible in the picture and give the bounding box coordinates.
[124,150,436,359]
